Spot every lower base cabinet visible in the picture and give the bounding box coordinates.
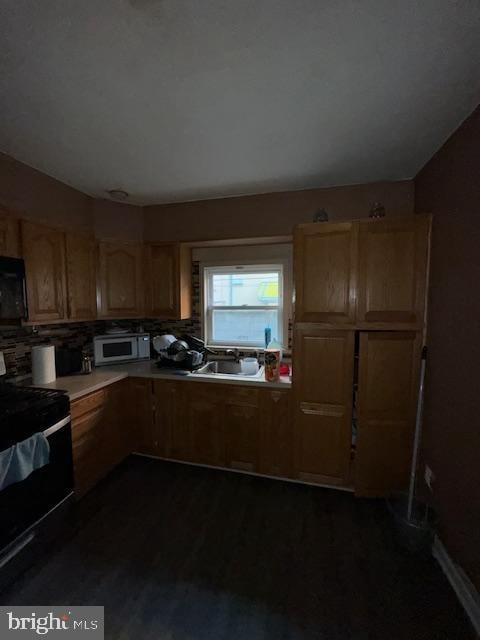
[187,384,224,466]
[225,388,260,472]
[71,378,292,497]
[128,377,155,455]
[71,380,130,497]
[260,390,292,478]
[155,379,187,460]
[146,379,293,479]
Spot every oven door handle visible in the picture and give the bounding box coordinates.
[43,416,71,438]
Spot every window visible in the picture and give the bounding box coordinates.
[203,265,284,348]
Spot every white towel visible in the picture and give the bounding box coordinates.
[0,433,50,491]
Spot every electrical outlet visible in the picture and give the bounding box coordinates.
[425,465,435,491]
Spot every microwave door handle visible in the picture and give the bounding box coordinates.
[43,416,71,438]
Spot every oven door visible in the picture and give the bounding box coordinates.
[94,336,139,365]
[0,417,73,554]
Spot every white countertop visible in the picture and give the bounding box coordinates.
[33,360,292,401]
[33,369,129,401]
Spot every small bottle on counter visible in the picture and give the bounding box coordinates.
[81,352,92,375]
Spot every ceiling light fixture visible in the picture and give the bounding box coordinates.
[106,189,129,201]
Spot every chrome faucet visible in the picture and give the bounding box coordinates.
[225,349,240,363]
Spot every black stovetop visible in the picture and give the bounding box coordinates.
[0,383,70,450]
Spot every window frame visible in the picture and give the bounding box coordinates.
[202,263,285,349]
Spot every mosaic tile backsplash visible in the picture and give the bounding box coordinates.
[0,260,291,380]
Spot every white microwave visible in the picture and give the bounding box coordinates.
[94,333,150,366]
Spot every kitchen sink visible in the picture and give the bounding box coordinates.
[193,361,264,378]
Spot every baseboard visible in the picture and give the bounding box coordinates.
[432,535,480,636]
[131,452,354,493]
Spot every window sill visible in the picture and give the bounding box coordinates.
[206,345,264,352]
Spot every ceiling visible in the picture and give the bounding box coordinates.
[1,1,479,205]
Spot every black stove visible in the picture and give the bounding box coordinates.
[0,383,73,561]
[0,383,69,450]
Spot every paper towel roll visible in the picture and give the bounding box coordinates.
[31,345,56,384]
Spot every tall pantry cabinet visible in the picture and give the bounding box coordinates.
[293,215,431,496]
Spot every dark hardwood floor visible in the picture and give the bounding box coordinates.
[1,456,474,639]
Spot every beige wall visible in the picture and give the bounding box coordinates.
[1,153,413,244]
[0,153,143,241]
[144,180,414,242]
[415,105,480,590]
[0,152,93,232]
[92,198,144,243]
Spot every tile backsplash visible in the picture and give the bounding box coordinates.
[0,317,202,381]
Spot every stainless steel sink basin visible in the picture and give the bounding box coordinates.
[193,361,264,378]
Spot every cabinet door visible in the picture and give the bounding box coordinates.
[294,222,357,324]
[22,221,67,323]
[225,388,260,472]
[128,378,154,455]
[145,244,191,320]
[103,379,130,469]
[71,407,105,497]
[153,379,179,458]
[357,216,430,327]
[98,242,144,317]
[66,232,97,320]
[260,389,293,478]
[293,326,354,485]
[0,208,20,258]
[146,244,176,317]
[355,332,421,497]
[188,385,224,467]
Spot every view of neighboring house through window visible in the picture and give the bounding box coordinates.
[204,265,283,347]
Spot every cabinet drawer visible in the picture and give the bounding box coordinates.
[71,389,107,420]
[71,406,105,444]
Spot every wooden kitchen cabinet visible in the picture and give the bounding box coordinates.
[71,406,106,497]
[22,220,68,323]
[71,388,108,497]
[225,387,261,472]
[0,208,20,258]
[260,389,292,478]
[153,379,180,458]
[356,215,430,328]
[128,377,155,454]
[97,241,144,318]
[71,381,131,497]
[293,326,354,486]
[354,332,421,497]
[145,243,192,320]
[65,232,97,321]
[103,379,131,468]
[294,221,358,324]
[187,384,224,466]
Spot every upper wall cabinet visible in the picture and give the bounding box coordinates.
[22,221,68,323]
[294,222,357,324]
[66,232,97,321]
[145,243,191,320]
[97,242,144,318]
[294,215,430,329]
[357,215,430,328]
[0,208,21,258]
